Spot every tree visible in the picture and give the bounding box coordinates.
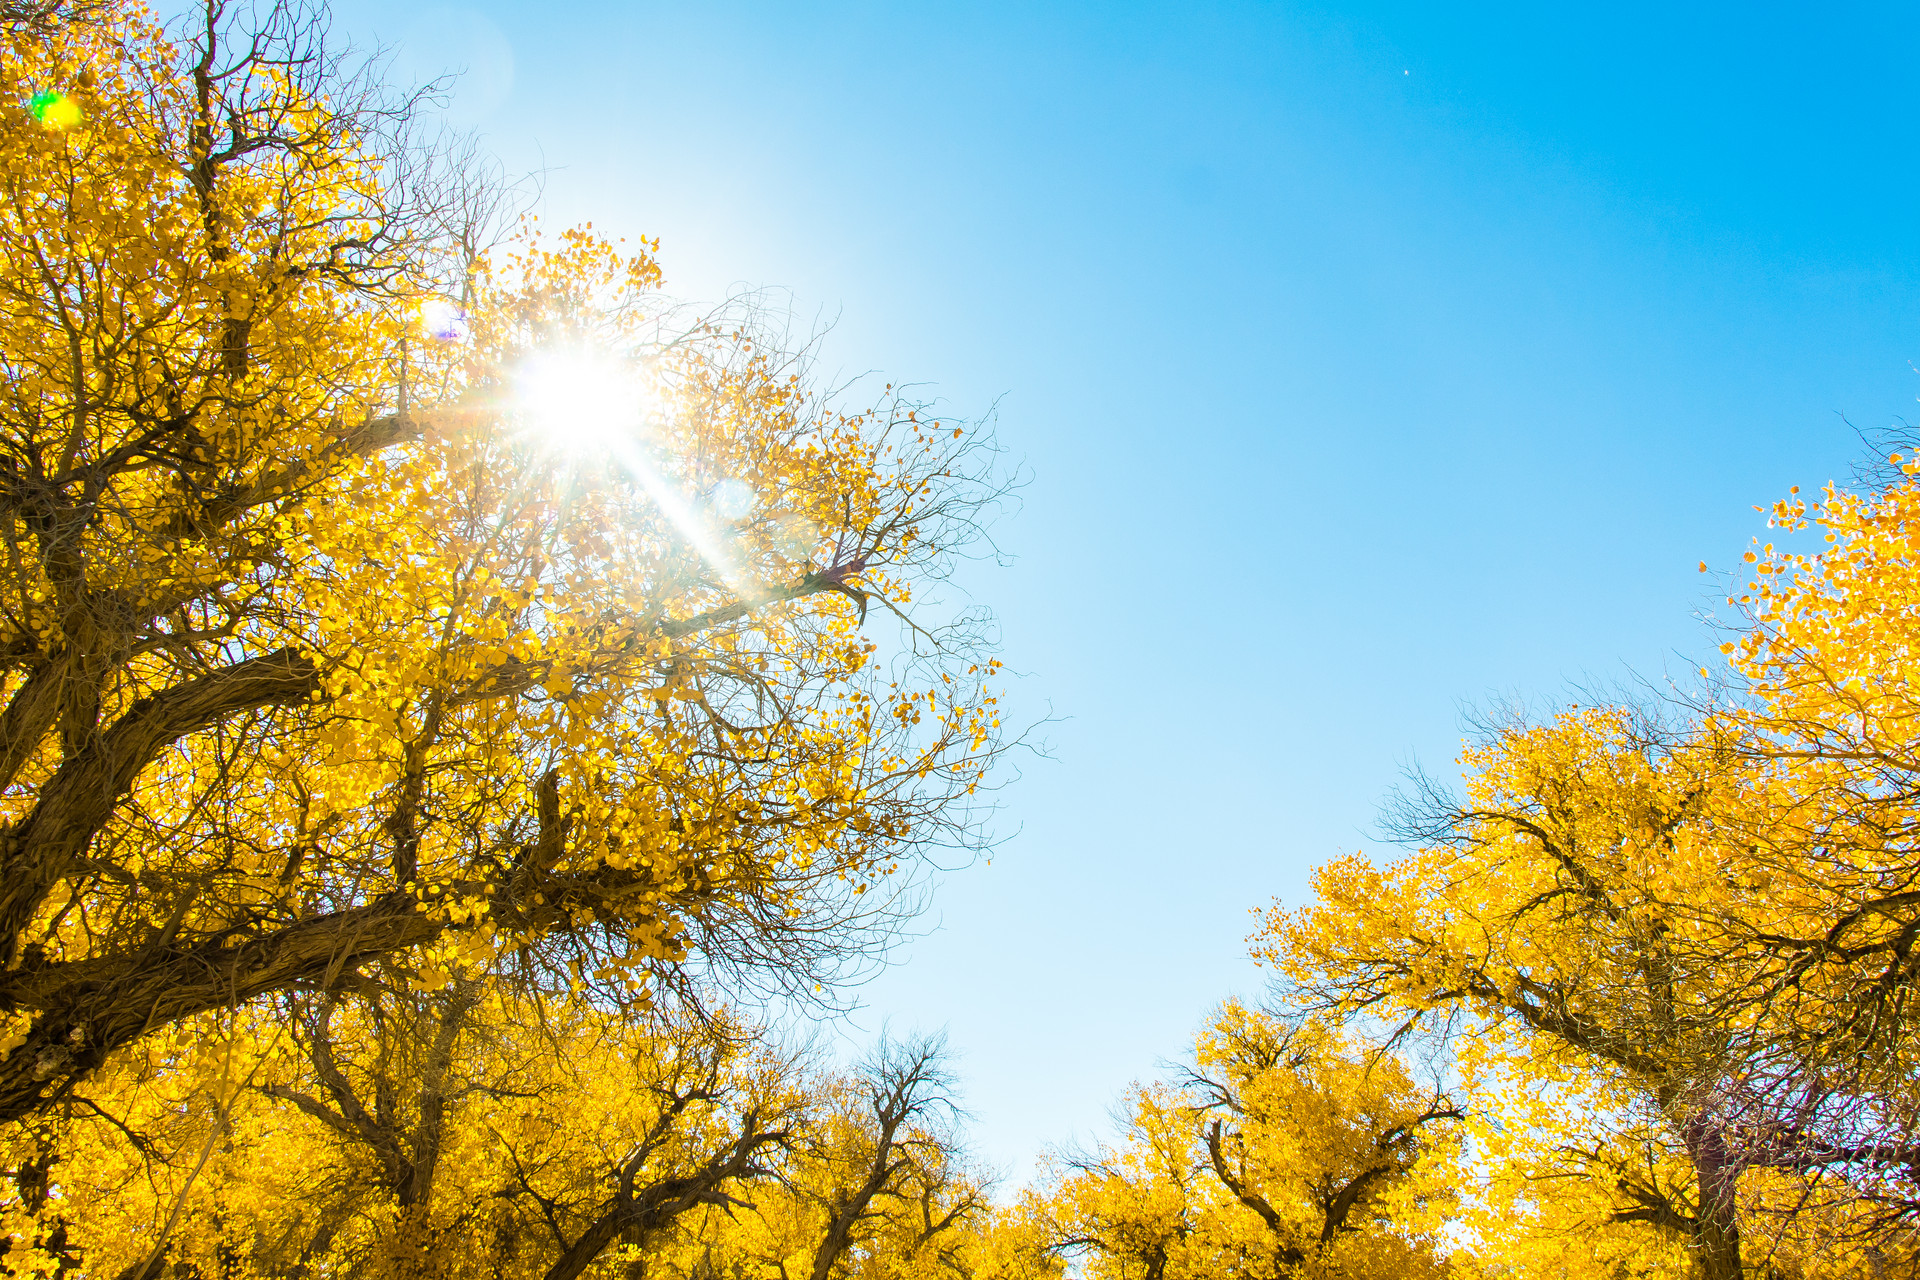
[0,0,1007,1130]
[1039,1004,1458,1280]
[1186,1004,1458,1280]
[1256,707,1750,1275]
[565,1033,1015,1280]
[7,995,989,1278]
[1255,699,1920,1279]
[1039,1084,1202,1280]
[1710,473,1920,1112]
[721,1034,983,1280]
[452,1003,799,1280]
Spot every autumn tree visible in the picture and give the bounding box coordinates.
[707,1034,986,1280]
[246,978,800,1278]
[439,1003,800,1280]
[576,1048,1039,1280]
[0,0,1007,1137]
[1708,472,1920,1132]
[1038,1084,1201,1280]
[1668,467,1920,1265]
[3,996,1012,1279]
[1038,1004,1458,1280]
[1185,1004,1458,1279]
[1243,457,1920,1277]
[1254,693,1920,1279]
[1257,708,1748,1275]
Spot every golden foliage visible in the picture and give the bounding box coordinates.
[1249,465,1920,1278]
[1036,1004,1458,1280]
[26,2,1920,1280]
[0,0,1008,1126]
[0,2,1015,1273]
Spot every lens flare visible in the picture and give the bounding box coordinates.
[420,298,469,342]
[513,348,759,595]
[513,351,648,452]
[710,479,756,521]
[28,91,82,131]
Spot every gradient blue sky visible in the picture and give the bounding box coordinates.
[330,0,1920,1180]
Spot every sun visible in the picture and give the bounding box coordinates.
[509,348,745,585]
[512,350,655,452]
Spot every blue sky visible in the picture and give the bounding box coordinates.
[332,0,1920,1180]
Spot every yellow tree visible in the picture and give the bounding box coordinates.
[431,1029,999,1280]
[0,1007,311,1277]
[437,1002,803,1280]
[715,1034,984,1280]
[5,968,1028,1279]
[1254,696,1920,1279]
[1711,472,1920,1092]
[1185,1004,1457,1280]
[0,0,1008,1134]
[925,1208,1063,1280]
[19,988,809,1278]
[1037,1084,1204,1280]
[1039,1004,1458,1280]
[1673,467,1920,1265]
[1256,707,1763,1279]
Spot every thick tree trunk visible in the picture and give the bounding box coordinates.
[0,889,435,1122]
[1696,1213,1744,1280]
[1683,1111,1743,1280]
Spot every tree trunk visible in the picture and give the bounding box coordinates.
[1683,1111,1743,1280]
[1696,1212,1743,1280]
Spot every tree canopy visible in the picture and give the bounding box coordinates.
[0,1,1020,1273]
[0,0,1006,1123]
[12,1,1920,1279]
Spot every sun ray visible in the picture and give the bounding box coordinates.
[512,349,753,594]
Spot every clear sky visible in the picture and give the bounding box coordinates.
[328,0,1920,1181]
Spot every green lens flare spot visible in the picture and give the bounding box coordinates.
[28,91,83,130]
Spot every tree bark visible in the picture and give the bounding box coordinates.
[1683,1111,1744,1280]
[0,647,319,960]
